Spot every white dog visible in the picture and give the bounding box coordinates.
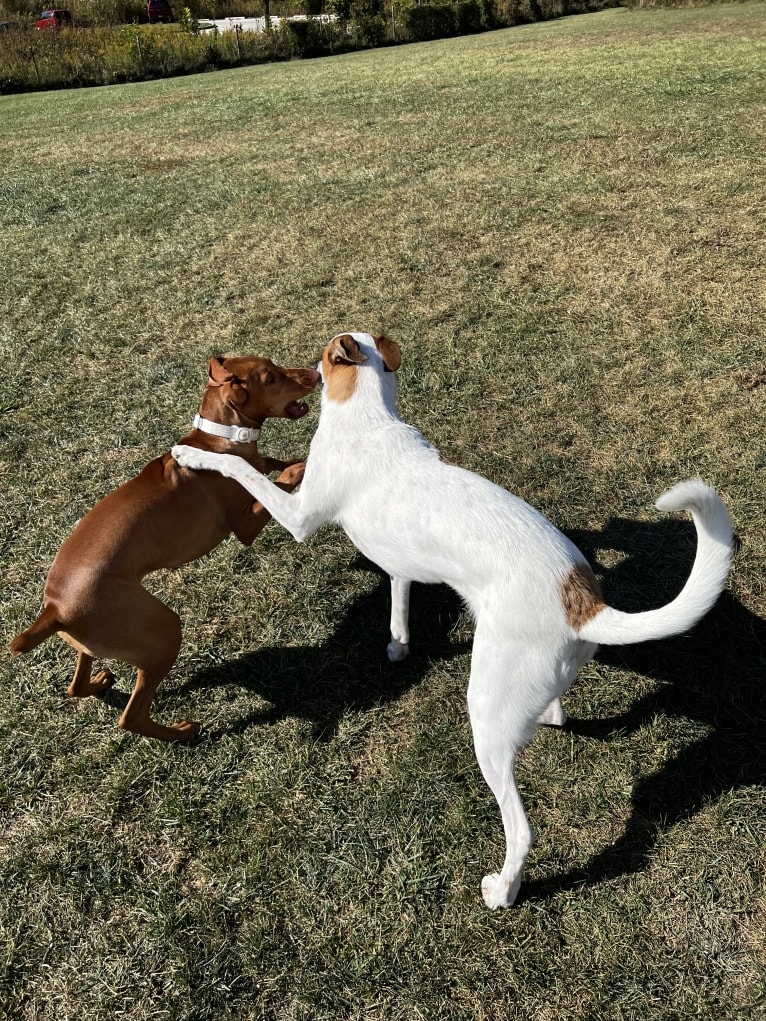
[173,332,733,908]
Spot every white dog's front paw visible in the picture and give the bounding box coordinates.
[172,444,209,471]
[172,445,240,478]
[386,639,410,663]
[481,872,521,910]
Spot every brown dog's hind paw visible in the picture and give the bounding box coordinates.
[118,713,202,744]
[67,668,116,699]
[169,720,202,744]
[92,668,116,695]
[276,461,306,489]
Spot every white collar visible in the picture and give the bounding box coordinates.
[192,414,261,444]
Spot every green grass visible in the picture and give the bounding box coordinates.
[1,4,765,1018]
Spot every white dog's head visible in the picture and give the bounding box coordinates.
[319,332,401,406]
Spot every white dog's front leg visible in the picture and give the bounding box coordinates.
[386,576,411,662]
[171,445,325,542]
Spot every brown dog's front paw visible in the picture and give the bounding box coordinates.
[276,461,306,489]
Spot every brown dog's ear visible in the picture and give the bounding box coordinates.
[374,335,401,373]
[328,334,367,366]
[207,357,247,404]
[208,357,235,386]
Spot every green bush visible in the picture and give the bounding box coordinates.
[403,2,456,41]
[0,0,151,27]
[285,16,349,55]
[455,0,485,32]
[0,22,300,92]
[347,0,387,45]
[0,0,626,93]
[178,6,201,32]
[537,0,566,17]
[477,0,501,27]
[0,0,311,27]
[494,0,538,25]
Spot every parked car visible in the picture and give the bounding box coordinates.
[36,9,73,30]
[147,0,174,23]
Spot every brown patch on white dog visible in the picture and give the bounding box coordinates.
[322,334,367,404]
[561,564,605,631]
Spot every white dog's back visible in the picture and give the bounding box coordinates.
[336,443,584,618]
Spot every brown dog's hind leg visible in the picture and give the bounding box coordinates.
[116,594,200,743]
[67,651,116,699]
[119,667,201,743]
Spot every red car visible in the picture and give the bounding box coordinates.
[147,0,174,22]
[36,9,72,30]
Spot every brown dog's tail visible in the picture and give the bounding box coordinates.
[9,605,61,656]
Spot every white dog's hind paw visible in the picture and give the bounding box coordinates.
[386,639,410,663]
[481,872,521,910]
[538,698,567,727]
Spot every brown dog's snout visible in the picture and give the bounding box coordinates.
[288,367,321,390]
[277,366,321,420]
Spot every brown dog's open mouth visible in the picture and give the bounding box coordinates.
[285,400,310,420]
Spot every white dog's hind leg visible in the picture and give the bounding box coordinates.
[467,629,556,909]
[537,640,596,726]
[538,697,567,727]
[386,576,411,662]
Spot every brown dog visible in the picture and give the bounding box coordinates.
[10,355,319,743]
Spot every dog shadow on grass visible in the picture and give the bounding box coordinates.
[184,559,470,741]
[184,514,765,903]
[520,515,766,904]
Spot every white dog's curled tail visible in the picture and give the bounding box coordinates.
[577,480,734,646]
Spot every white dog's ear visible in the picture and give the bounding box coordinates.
[329,334,367,366]
[374,335,401,373]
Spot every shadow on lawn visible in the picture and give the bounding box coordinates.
[521,514,766,903]
[187,513,765,901]
[186,559,469,741]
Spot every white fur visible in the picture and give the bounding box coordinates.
[173,332,733,909]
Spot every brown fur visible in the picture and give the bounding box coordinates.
[323,360,360,403]
[322,334,367,403]
[10,356,318,743]
[561,564,605,631]
[374,335,401,373]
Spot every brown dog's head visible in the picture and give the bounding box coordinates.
[202,356,320,426]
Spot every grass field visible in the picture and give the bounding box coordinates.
[1,4,765,1018]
